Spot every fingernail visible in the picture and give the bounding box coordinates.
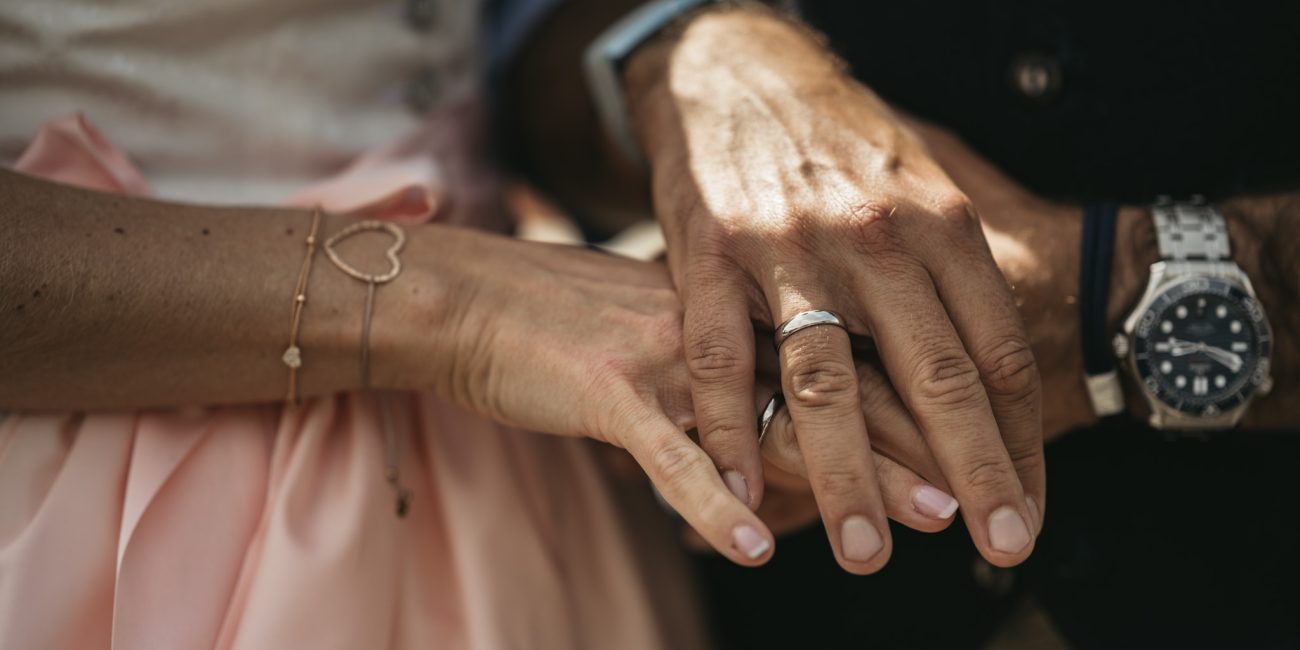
[1025,495,1041,533]
[840,515,884,563]
[987,506,1032,554]
[732,524,771,559]
[911,485,959,520]
[723,470,750,507]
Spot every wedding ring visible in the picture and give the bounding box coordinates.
[757,391,785,446]
[774,310,847,349]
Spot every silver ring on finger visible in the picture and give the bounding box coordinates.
[774,309,847,349]
[757,390,785,446]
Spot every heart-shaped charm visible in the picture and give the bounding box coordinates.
[323,220,406,284]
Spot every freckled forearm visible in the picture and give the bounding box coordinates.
[0,169,366,410]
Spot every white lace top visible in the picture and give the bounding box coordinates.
[0,0,480,204]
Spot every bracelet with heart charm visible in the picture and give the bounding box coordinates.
[323,218,412,518]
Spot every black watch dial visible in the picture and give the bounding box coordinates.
[1131,278,1271,417]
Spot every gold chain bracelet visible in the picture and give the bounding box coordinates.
[282,207,322,407]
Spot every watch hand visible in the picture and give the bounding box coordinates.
[1165,338,1244,372]
[1197,343,1244,373]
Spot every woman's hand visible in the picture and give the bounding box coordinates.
[623,8,1044,573]
[681,362,962,551]
[381,225,779,566]
[757,364,961,535]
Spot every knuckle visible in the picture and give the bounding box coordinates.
[1004,435,1044,473]
[912,346,985,408]
[787,357,859,410]
[647,311,686,359]
[698,421,749,447]
[582,353,629,396]
[872,453,890,475]
[649,439,704,490]
[690,224,752,273]
[694,489,736,527]
[933,192,980,228]
[685,334,751,383]
[588,388,648,441]
[979,336,1041,401]
[665,185,706,223]
[959,454,1013,494]
[688,241,736,278]
[844,200,895,230]
[812,465,869,501]
[842,200,906,255]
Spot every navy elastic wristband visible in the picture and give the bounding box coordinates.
[1080,202,1125,416]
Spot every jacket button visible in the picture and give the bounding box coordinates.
[1008,51,1063,103]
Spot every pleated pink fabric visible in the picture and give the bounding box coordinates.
[0,115,706,650]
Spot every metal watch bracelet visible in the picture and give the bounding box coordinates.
[1152,195,1230,262]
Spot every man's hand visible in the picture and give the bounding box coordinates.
[909,118,1300,438]
[623,8,1044,573]
[736,120,1300,547]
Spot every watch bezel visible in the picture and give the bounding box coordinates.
[1120,261,1273,430]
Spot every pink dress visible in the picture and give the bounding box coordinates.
[0,113,706,649]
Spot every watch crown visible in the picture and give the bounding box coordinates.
[1259,375,1274,397]
[1112,333,1130,359]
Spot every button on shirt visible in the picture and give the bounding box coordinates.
[797,0,1300,203]
[1008,52,1062,103]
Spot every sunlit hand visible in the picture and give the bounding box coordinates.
[624,7,1044,573]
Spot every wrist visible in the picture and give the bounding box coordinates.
[1108,199,1288,337]
[1026,203,1151,437]
[1104,201,1289,427]
[1080,205,1157,427]
[366,223,467,393]
[1030,203,1101,436]
[623,7,847,166]
[282,210,386,398]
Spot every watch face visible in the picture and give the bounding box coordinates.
[1131,278,1272,417]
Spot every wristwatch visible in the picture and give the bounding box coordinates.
[1112,197,1273,430]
